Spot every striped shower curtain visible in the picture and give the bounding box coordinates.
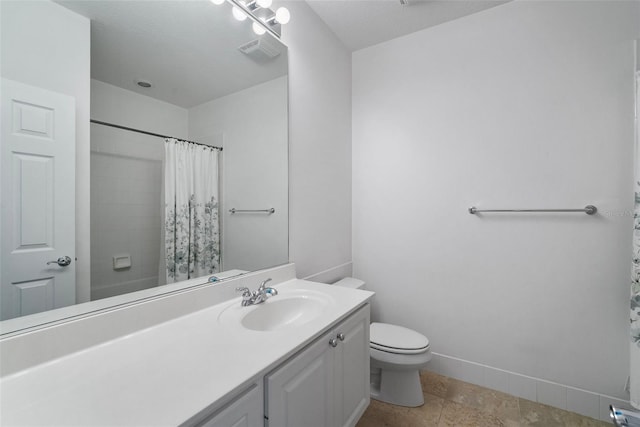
[164,139,220,283]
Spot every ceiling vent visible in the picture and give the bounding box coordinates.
[238,38,281,62]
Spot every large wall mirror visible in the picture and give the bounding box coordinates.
[0,0,288,334]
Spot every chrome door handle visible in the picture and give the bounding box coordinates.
[329,338,338,348]
[47,256,72,267]
[337,333,345,341]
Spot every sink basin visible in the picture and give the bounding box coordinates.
[218,290,334,332]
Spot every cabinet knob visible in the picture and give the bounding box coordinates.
[329,338,338,348]
[337,333,345,341]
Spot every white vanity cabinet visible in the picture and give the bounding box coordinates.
[265,305,370,427]
[0,276,375,427]
[186,383,263,427]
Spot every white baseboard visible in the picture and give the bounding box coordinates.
[425,352,632,423]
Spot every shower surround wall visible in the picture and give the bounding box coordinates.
[90,129,164,300]
[352,0,639,417]
[90,80,188,299]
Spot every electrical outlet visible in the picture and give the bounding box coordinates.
[625,375,631,393]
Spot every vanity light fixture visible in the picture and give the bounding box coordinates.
[232,2,249,21]
[273,7,290,25]
[244,0,273,9]
[252,22,266,35]
[210,0,290,38]
[259,7,290,25]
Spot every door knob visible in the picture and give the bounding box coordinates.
[47,256,72,267]
[329,338,338,348]
[337,333,345,341]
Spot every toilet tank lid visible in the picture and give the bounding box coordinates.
[370,322,430,351]
[332,277,365,289]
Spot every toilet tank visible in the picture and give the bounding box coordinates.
[333,277,365,290]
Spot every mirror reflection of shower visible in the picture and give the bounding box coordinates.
[90,115,222,300]
[89,69,288,301]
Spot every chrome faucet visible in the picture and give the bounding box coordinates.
[236,278,278,306]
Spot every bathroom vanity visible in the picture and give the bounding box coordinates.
[0,265,373,427]
[188,305,370,427]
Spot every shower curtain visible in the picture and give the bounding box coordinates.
[164,139,220,283]
[633,72,640,409]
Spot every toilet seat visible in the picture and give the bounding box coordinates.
[370,322,430,355]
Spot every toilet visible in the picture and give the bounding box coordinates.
[333,278,432,407]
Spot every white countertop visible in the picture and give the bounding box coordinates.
[0,279,373,426]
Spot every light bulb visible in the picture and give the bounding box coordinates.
[232,6,248,21]
[275,7,290,25]
[256,0,272,8]
[252,22,266,35]
[210,0,225,4]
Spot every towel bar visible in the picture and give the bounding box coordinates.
[468,205,597,215]
[229,208,275,214]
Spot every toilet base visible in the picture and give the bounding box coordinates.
[370,368,424,407]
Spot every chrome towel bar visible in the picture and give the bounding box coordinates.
[229,208,275,214]
[468,205,597,215]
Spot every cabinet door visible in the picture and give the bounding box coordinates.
[333,306,370,427]
[196,383,263,427]
[265,331,335,427]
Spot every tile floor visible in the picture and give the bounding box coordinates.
[356,371,611,427]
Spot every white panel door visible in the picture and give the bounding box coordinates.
[1,78,76,320]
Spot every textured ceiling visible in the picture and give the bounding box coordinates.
[305,0,509,51]
[56,1,287,108]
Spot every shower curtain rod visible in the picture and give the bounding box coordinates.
[90,119,223,151]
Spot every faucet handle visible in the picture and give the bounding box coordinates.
[236,287,254,307]
[265,287,278,296]
[258,278,272,291]
[236,287,251,297]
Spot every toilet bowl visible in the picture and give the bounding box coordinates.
[333,278,432,407]
[369,322,431,407]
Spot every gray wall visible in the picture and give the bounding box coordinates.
[280,1,353,282]
[353,0,638,401]
[189,77,289,273]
